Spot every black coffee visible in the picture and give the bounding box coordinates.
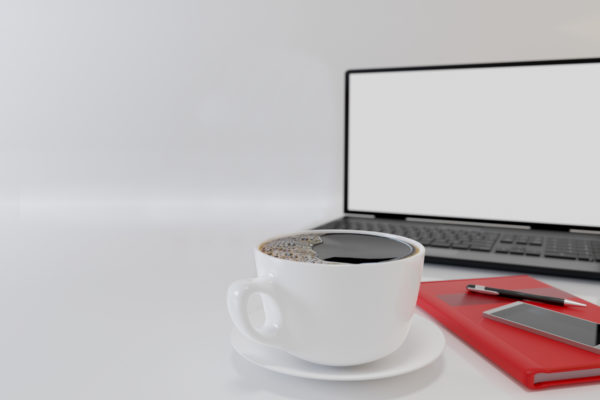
[259,232,415,264]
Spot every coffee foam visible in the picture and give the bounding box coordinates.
[259,234,333,264]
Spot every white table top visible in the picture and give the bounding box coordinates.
[3,201,599,399]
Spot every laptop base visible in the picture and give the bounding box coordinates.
[316,216,600,280]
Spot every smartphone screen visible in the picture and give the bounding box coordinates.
[487,302,600,346]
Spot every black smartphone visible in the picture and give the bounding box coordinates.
[484,301,600,354]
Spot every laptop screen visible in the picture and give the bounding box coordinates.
[346,59,600,229]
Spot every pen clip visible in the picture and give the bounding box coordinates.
[467,285,500,296]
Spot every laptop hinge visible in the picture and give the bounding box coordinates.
[344,213,376,219]
[570,228,600,235]
[405,217,531,230]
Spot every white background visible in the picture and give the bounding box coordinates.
[3,1,600,399]
[4,0,600,216]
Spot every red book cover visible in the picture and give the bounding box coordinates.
[417,275,600,389]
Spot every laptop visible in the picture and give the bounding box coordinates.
[316,58,600,279]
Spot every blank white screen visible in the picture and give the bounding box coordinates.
[347,62,600,228]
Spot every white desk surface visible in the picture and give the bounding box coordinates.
[3,201,599,400]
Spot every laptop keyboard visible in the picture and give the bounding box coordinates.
[327,220,600,262]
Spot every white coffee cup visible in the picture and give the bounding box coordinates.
[227,229,424,366]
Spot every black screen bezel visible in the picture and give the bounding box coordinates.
[344,57,600,232]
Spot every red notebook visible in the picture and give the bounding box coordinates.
[418,275,600,389]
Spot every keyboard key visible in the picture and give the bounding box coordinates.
[495,246,511,254]
[545,252,577,260]
[529,237,543,246]
[525,247,541,256]
[510,246,526,255]
[471,239,495,246]
[452,242,470,249]
[430,240,451,248]
[515,235,529,244]
[500,235,514,244]
[471,245,493,252]
[470,242,494,251]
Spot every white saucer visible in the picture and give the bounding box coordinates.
[231,314,445,381]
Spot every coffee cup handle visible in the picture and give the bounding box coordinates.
[227,275,283,348]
